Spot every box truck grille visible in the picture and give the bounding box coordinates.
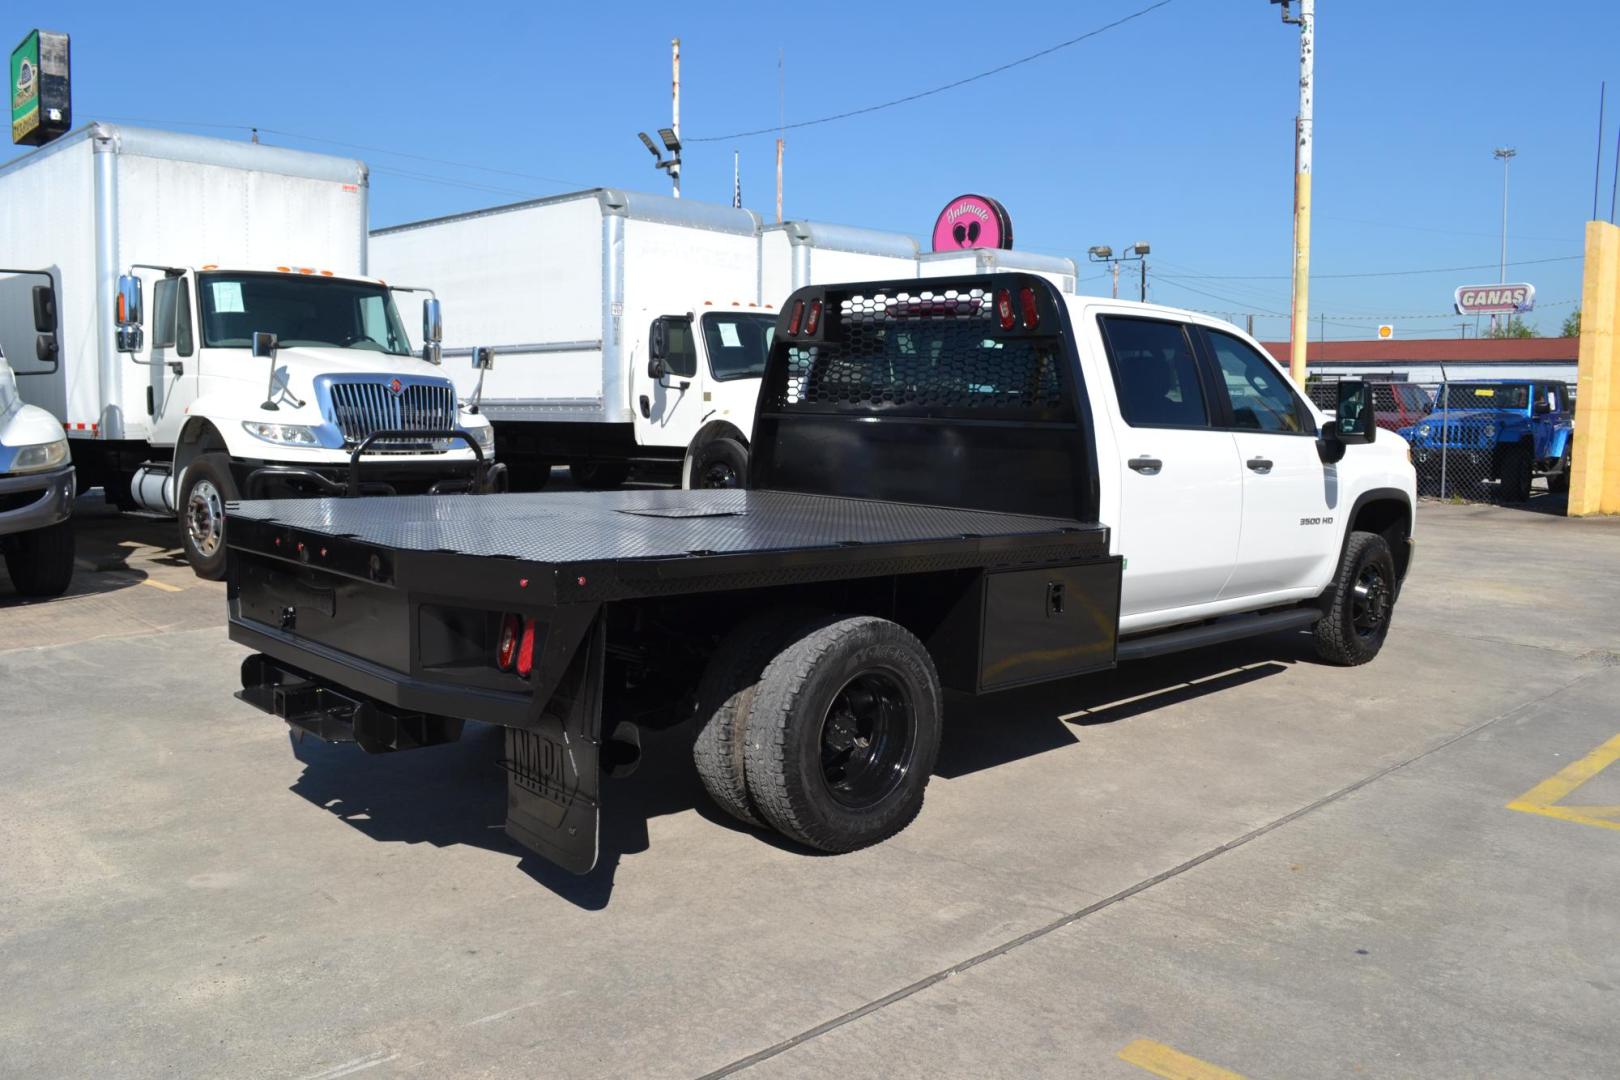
[326,380,458,449]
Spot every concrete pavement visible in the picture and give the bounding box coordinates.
[2,496,1618,1079]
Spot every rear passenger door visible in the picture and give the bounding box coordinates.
[1097,315,1243,621]
[1201,328,1338,599]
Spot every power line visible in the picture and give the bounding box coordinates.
[1161,253,1584,281]
[687,0,1178,142]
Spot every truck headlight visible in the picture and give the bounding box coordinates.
[1482,420,1496,439]
[8,436,69,474]
[242,421,320,446]
[1417,424,1431,438]
[466,422,494,453]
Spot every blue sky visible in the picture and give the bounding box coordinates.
[9,0,1619,338]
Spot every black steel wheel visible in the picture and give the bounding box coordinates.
[744,616,942,852]
[1313,530,1398,666]
[1496,443,1533,502]
[688,437,748,490]
[2,519,75,597]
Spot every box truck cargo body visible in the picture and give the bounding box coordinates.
[0,123,493,577]
[369,189,923,489]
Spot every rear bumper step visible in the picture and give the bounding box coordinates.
[237,654,464,754]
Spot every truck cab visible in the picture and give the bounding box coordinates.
[0,340,75,596]
[1399,379,1573,499]
[112,264,496,576]
[641,304,777,488]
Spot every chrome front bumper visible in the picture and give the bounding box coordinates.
[0,464,75,537]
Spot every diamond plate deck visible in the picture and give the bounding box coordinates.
[227,489,1103,565]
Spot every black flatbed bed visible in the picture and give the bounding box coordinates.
[226,489,1110,602]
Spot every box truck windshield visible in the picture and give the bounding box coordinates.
[198,273,413,355]
[701,312,776,381]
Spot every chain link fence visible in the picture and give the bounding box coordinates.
[1306,378,1560,504]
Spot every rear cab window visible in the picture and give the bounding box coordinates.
[1096,316,1210,428]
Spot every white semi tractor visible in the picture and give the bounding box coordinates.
[0,123,495,578]
[369,189,1078,489]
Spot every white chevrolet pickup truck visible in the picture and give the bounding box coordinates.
[225,275,1416,873]
[0,341,75,596]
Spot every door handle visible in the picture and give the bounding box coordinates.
[1246,457,1274,473]
[1128,456,1163,475]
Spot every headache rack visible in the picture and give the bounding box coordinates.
[751,273,1099,523]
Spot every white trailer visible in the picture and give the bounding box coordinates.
[0,123,493,577]
[369,190,921,489]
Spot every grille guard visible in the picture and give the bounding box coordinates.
[347,429,489,496]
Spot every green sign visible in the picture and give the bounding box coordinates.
[11,29,68,146]
[11,29,39,144]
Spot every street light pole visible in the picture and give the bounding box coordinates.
[670,38,681,198]
[1493,146,1516,334]
[1273,0,1313,387]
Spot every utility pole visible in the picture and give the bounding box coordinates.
[775,49,785,223]
[1139,256,1148,302]
[1492,146,1516,334]
[670,38,681,198]
[1111,261,1120,300]
[1274,0,1314,387]
[732,150,741,209]
[1247,313,1256,336]
[775,140,784,222]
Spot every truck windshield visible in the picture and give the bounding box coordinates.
[701,312,776,381]
[1438,383,1528,410]
[198,273,413,355]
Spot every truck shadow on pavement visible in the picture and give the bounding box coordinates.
[283,631,1309,909]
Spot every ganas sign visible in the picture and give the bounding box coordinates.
[1453,283,1535,315]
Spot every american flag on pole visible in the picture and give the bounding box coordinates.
[733,151,741,209]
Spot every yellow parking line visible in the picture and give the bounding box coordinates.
[1507,731,1620,832]
[139,578,184,593]
[1117,1038,1246,1080]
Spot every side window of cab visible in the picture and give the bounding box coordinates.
[1096,316,1212,428]
[1204,329,1314,435]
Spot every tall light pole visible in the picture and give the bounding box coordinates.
[670,38,681,198]
[1273,0,1313,387]
[1493,146,1516,334]
[1087,243,1151,301]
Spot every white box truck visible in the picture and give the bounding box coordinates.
[369,190,921,490]
[0,123,494,577]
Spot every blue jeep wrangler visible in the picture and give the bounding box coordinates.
[1399,379,1574,501]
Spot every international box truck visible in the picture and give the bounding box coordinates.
[369,191,1079,492]
[0,123,495,578]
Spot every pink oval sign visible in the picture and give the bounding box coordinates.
[931,194,1013,252]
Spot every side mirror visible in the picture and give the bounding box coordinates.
[36,334,59,364]
[649,317,669,362]
[252,331,279,359]
[648,355,669,380]
[472,345,495,371]
[1333,379,1376,445]
[116,274,144,354]
[31,284,56,333]
[422,298,443,365]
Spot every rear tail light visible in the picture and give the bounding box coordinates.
[495,613,521,671]
[1019,286,1040,329]
[804,299,823,335]
[996,289,1017,331]
[516,618,538,678]
[787,300,805,335]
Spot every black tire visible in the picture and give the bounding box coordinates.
[3,519,75,597]
[1548,447,1572,495]
[688,437,749,490]
[178,453,236,580]
[507,461,552,492]
[744,616,942,853]
[691,609,820,827]
[1313,531,1398,666]
[1497,443,1533,502]
[570,461,630,489]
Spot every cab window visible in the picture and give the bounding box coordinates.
[702,313,775,381]
[1206,330,1310,434]
[657,317,698,378]
[1098,316,1210,428]
[151,276,194,357]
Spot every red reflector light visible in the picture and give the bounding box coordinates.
[804,300,823,335]
[496,613,521,671]
[787,300,805,335]
[996,289,1016,331]
[1019,286,1040,329]
[516,618,537,678]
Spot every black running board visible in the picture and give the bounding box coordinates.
[1115,607,1321,663]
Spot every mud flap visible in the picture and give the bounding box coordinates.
[501,614,605,874]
